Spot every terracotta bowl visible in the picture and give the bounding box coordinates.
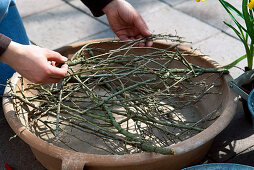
[3,39,237,170]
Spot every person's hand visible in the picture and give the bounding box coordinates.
[103,0,153,47]
[0,41,68,83]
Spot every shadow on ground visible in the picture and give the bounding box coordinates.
[0,104,45,170]
[205,101,254,166]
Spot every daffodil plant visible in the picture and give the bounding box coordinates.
[219,0,254,70]
[196,0,254,70]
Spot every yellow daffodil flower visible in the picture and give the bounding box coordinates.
[247,0,254,10]
[196,0,205,2]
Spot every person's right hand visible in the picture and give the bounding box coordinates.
[0,41,68,83]
[103,0,152,47]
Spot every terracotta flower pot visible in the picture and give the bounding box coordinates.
[3,39,237,170]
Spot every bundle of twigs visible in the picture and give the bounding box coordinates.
[9,34,227,155]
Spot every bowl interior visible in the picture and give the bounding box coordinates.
[9,40,229,155]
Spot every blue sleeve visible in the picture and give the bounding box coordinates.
[0,0,11,22]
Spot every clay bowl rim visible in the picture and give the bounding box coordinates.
[2,38,237,166]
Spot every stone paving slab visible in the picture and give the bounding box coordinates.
[142,5,219,44]
[174,0,243,39]
[206,102,254,166]
[126,0,169,17]
[16,0,65,18]
[68,0,108,24]
[0,116,45,169]
[22,3,109,49]
[192,32,246,79]
[227,146,254,167]
[160,0,192,7]
[77,28,116,42]
[69,0,168,26]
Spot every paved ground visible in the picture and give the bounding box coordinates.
[0,0,254,169]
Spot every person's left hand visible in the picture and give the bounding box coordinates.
[0,42,68,84]
[103,0,153,47]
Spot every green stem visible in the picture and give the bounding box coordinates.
[103,104,175,155]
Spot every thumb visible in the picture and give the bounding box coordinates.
[47,50,68,63]
[48,64,68,78]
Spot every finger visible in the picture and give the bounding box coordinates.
[145,40,153,47]
[138,42,145,47]
[130,37,135,41]
[135,35,145,47]
[133,14,152,37]
[118,34,136,44]
[46,50,68,63]
[135,34,153,47]
[136,35,143,40]
[118,34,129,41]
[48,64,68,79]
